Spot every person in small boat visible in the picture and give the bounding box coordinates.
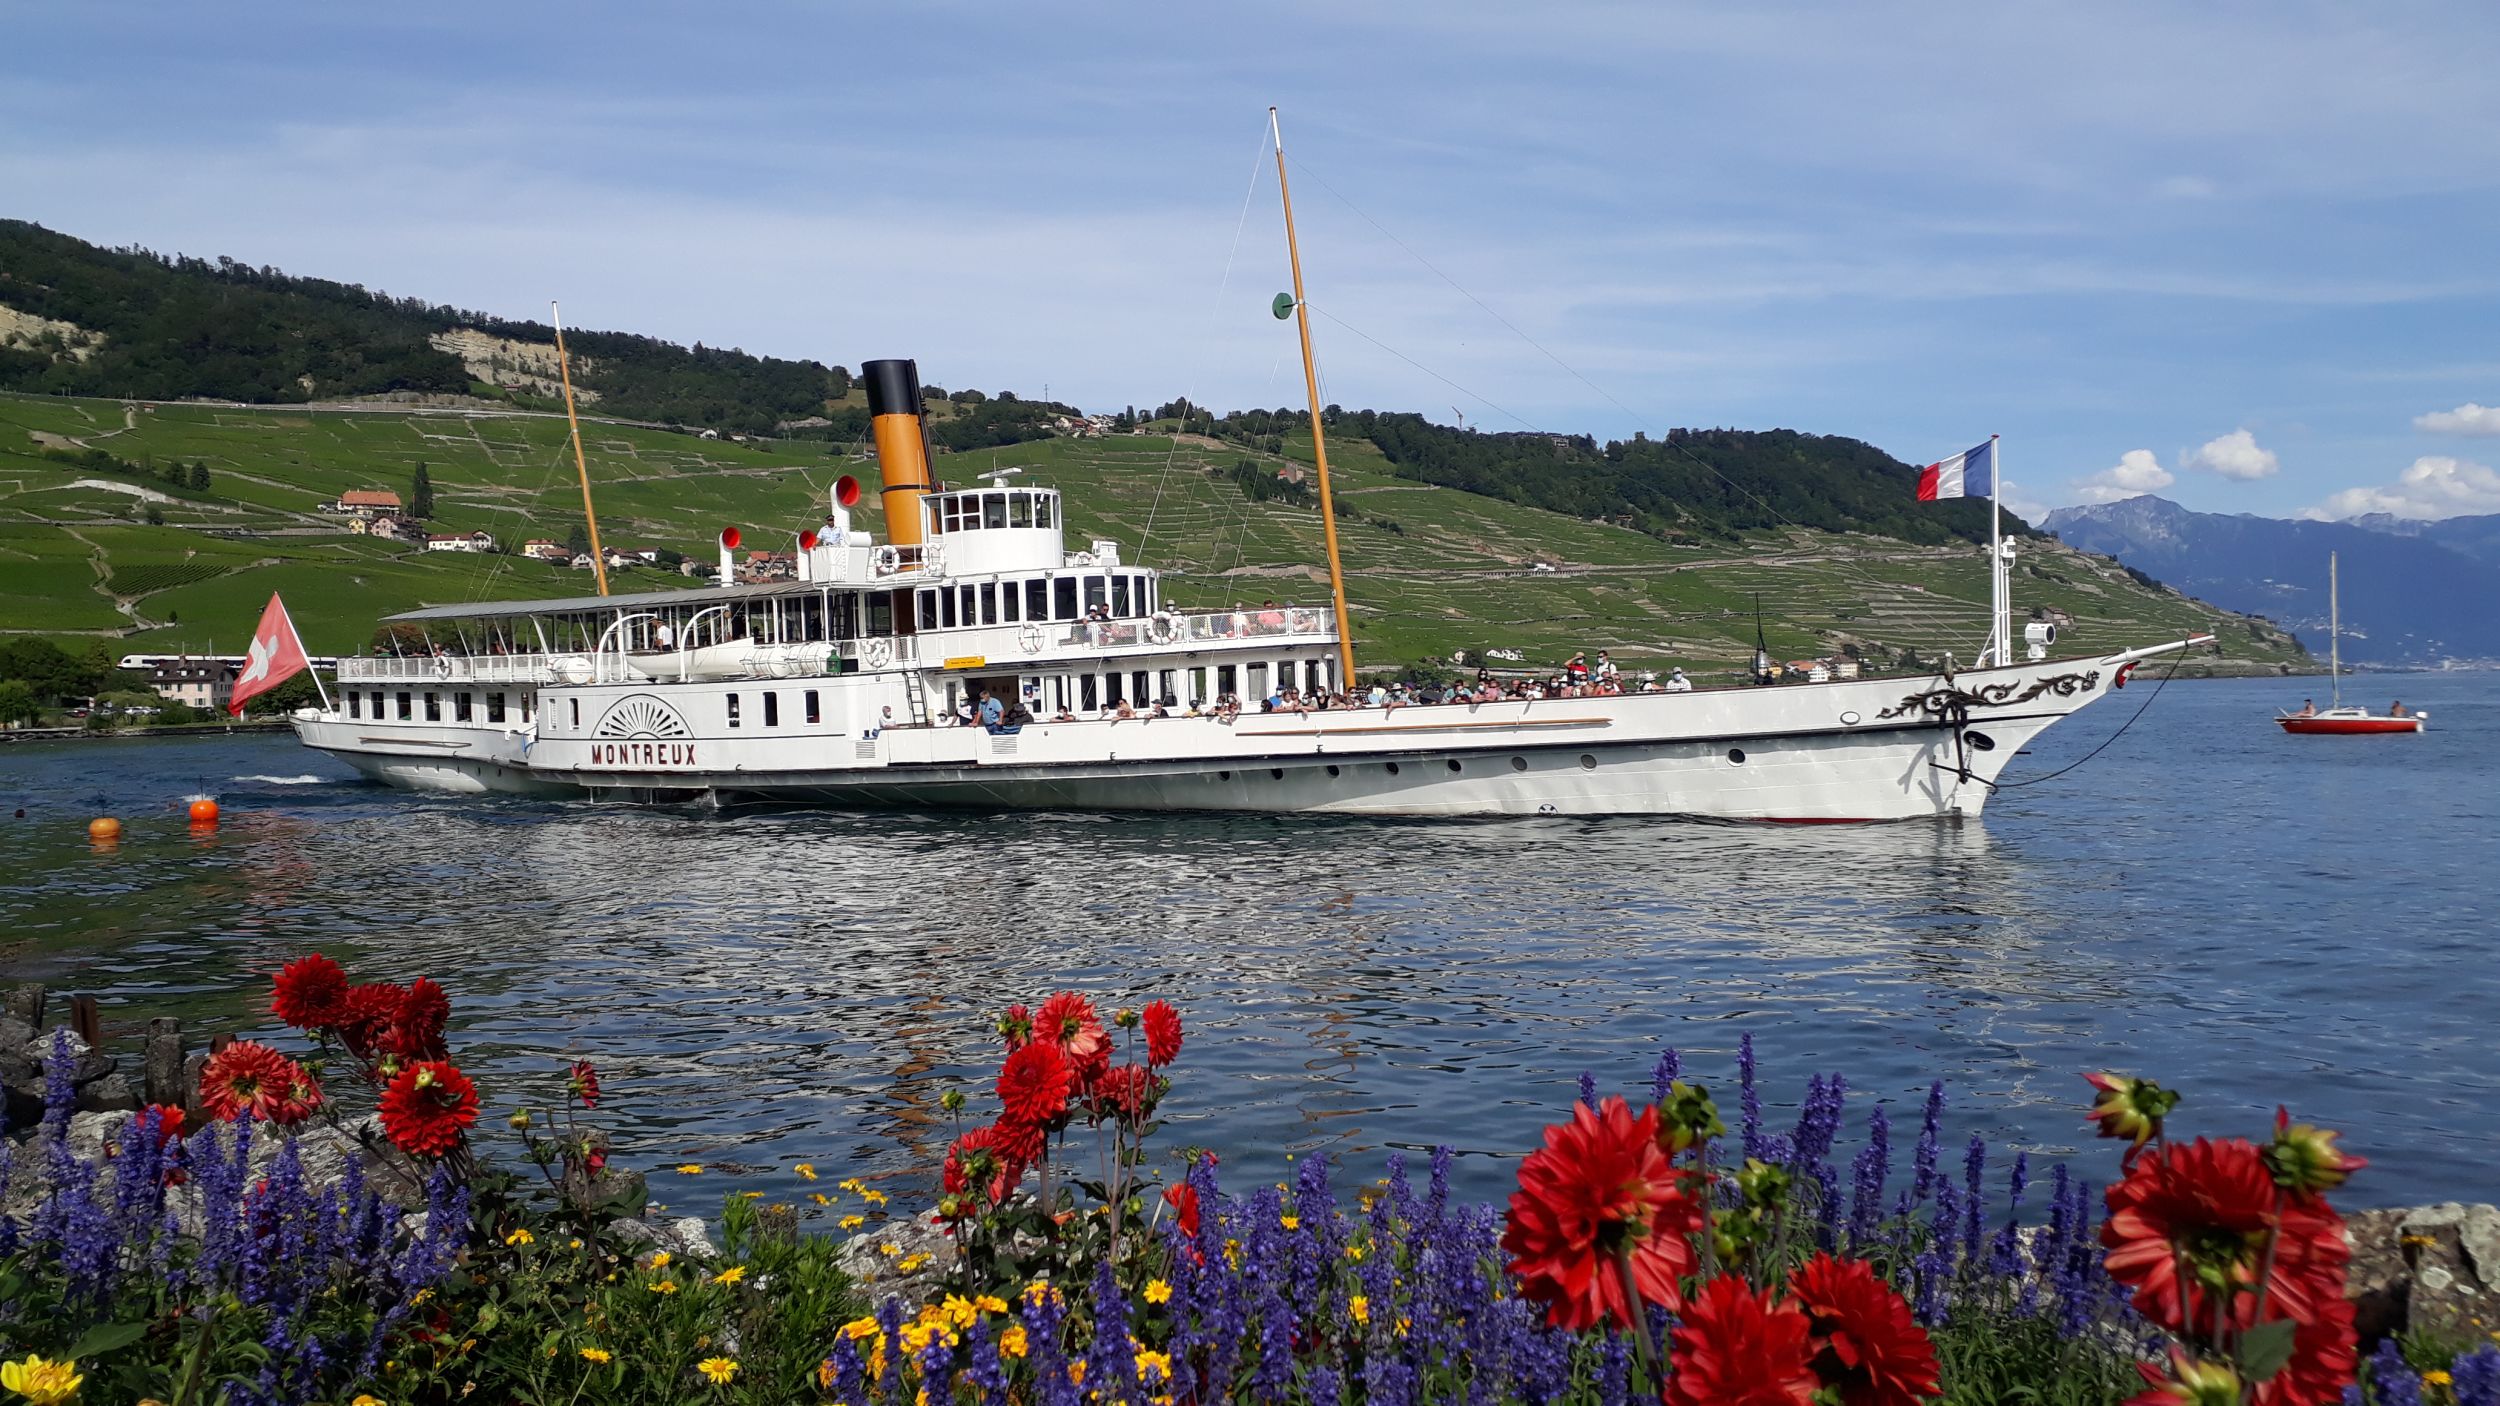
[2292,698,2316,717]
[2390,700,2408,717]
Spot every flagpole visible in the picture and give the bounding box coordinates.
[1988,433,2006,668]
[290,606,332,711]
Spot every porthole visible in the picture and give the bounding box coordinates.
[1218,769,1232,780]
[1966,731,1997,752]
[1839,710,1861,726]
[1579,754,1597,770]
[1510,756,1528,772]
[1385,762,1401,775]
[1446,759,1462,773]
[1326,764,1341,778]
[1727,748,1748,765]
[1270,767,1285,780]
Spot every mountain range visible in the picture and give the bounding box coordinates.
[2043,496,2500,667]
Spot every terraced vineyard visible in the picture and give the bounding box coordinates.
[0,392,2309,676]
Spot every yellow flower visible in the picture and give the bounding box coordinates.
[411,1288,434,1306]
[879,1242,902,1258]
[843,1316,883,1341]
[580,1347,612,1364]
[504,1228,535,1246]
[353,1396,386,1406]
[862,1189,891,1206]
[740,1190,765,1200]
[1136,1350,1174,1385]
[1144,1279,1173,1305]
[898,1252,932,1272]
[2426,1371,2454,1388]
[1344,1243,1366,1262]
[1350,1294,1370,1325]
[974,1294,1009,1315]
[840,1177,867,1193]
[677,1164,704,1175]
[697,1356,739,1385]
[1280,1213,1300,1231]
[712,1266,747,1286]
[818,1360,836,1390]
[647,1280,679,1295]
[795,1162,818,1181]
[648,1251,673,1269]
[839,1214,865,1229]
[999,1324,1029,1359]
[568,1239,583,1250]
[940,1294,978,1329]
[1068,1359,1087,1386]
[1223,1238,1243,1268]
[1396,1315,1411,1339]
[813,1194,835,1207]
[1,1357,83,1406]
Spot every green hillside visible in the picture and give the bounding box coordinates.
[0,392,2307,678]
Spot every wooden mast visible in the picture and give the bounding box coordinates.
[552,301,610,597]
[1271,107,1358,689]
[2328,550,2340,708]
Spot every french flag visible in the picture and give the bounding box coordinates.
[1916,438,1996,501]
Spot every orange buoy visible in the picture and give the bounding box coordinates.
[188,798,220,825]
[88,816,123,841]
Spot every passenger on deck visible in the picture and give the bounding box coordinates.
[1665,668,1693,693]
[1113,699,1137,721]
[1595,651,1617,682]
[655,621,675,650]
[1053,705,1078,722]
[979,691,1006,732]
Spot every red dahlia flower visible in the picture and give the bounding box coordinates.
[2101,1136,2348,1337]
[1788,1253,1942,1406]
[1665,1273,1818,1406]
[1141,999,1183,1067]
[1088,1064,1160,1125]
[379,1060,479,1158]
[200,1041,323,1126]
[997,1039,1074,1129]
[943,1120,1027,1206]
[385,977,450,1060]
[336,982,408,1060]
[271,954,350,1030]
[1033,991,1111,1086]
[998,1003,1034,1051]
[1164,1181,1201,1239]
[1500,1095,1701,1333]
[568,1059,601,1109]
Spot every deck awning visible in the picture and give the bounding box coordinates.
[383,578,827,624]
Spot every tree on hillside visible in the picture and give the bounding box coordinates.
[0,680,38,728]
[564,522,592,558]
[189,461,211,491]
[411,463,435,519]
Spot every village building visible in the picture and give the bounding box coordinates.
[329,489,404,518]
[425,530,496,553]
[149,656,237,713]
[367,514,416,542]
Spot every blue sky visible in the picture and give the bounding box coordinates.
[9,2,2500,520]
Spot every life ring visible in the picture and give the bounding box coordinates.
[432,656,452,679]
[1018,625,1044,655]
[870,545,901,575]
[2113,662,2137,689]
[863,638,894,669]
[1147,612,1180,645]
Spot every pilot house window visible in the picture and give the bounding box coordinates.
[727,694,742,728]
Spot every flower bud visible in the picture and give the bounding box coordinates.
[1115,1007,1141,1030]
[508,1108,533,1130]
[940,1088,967,1114]
[1656,1081,1728,1157]
[1735,1157,1791,1210]
[2265,1107,2365,1196]
[2083,1072,2178,1150]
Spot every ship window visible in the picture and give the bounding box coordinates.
[984,493,1008,529]
[370,690,382,718]
[1053,577,1077,620]
[487,693,506,723]
[1028,579,1051,620]
[1111,576,1133,616]
[1009,494,1033,528]
[1158,670,1176,705]
[348,692,361,719]
[1189,667,1207,703]
[1001,585,1019,623]
[806,690,820,724]
[868,594,893,635]
[959,586,976,625]
[1037,495,1057,529]
[1306,661,1326,696]
[568,698,578,728]
[1083,575,1108,615]
[1105,673,1124,708]
[941,591,958,628]
[1051,675,1068,711]
[980,583,998,625]
[454,692,473,722]
[1081,674,1099,711]
[424,691,441,722]
[764,692,780,727]
[1132,671,1150,705]
[524,694,535,723]
[1726,747,1746,765]
[1217,664,1236,697]
[1446,759,1462,773]
[918,589,937,626]
[1247,663,1269,700]
[727,693,742,728]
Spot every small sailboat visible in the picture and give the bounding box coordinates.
[2278,551,2424,734]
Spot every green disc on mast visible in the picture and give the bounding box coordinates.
[1272,292,1297,320]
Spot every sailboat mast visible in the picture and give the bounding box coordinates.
[2328,550,2340,708]
[1271,107,1359,690]
[552,301,610,598]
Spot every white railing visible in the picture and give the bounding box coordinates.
[338,654,574,685]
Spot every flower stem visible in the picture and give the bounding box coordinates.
[1613,1243,1660,1379]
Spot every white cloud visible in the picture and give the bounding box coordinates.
[2414,403,2500,436]
[2182,428,2279,480]
[2304,456,2500,520]
[2070,449,2175,504]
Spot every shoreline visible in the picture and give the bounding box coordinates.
[0,719,296,745]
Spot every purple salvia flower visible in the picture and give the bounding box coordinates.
[1578,1071,1598,1111]
[1307,1363,1342,1405]
[1363,1351,1417,1406]
[1738,1033,1762,1161]
[827,1335,870,1406]
[1911,1244,1952,1326]
[1083,1257,1138,1404]
[917,1337,955,1404]
[2450,1344,2500,1406]
[1990,1151,2031,1282]
[42,1028,77,1138]
[1907,1081,1946,1210]
[875,1295,909,1403]
[1931,1177,1963,1273]
[1597,1329,1631,1406]
[2373,1335,2425,1406]
[1846,1104,1890,1249]
[1651,1046,1680,1105]
[1961,1134,1987,1269]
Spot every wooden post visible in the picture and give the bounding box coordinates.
[181,1052,209,1122]
[144,1017,185,1108]
[68,994,101,1048]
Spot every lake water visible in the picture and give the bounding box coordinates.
[3,672,2492,1212]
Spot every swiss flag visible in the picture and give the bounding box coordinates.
[229,593,312,716]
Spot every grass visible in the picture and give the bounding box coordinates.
[0,391,2309,673]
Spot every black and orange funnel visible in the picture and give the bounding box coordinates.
[862,358,934,547]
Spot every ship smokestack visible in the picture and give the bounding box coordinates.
[862,358,935,548]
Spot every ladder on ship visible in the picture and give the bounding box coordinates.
[903,674,930,728]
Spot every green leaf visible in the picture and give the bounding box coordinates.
[66,1319,149,1359]
[2236,1318,2298,1382]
